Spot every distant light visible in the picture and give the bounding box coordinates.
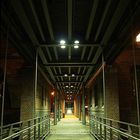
[51,91,54,96]
[64,74,68,77]
[60,40,66,44]
[71,85,73,87]
[74,45,79,49]
[61,45,66,49]
[74,40,79,44]
[67,108,72,114]
[72,74,75,77]
[136,33,140,42]
[85,105,88,108]
[66,85,69,88]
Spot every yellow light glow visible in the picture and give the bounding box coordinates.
[136,33,140,42]
[67,108,72,114]
[51,91,54,96]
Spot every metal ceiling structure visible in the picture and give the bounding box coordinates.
[1,0,140,95]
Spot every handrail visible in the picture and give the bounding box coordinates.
[1,115,50,140]
[90,115,140,140]
[98,116,139,127]
[2,119,49,140]
[95,119,139,140]
[0,117,40,129]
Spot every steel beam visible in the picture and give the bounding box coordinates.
[85,0,99,40]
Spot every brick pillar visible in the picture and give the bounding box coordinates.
[20,68,35,121]
[105,66,119,120]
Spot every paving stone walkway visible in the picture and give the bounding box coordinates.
[46,115,95,140]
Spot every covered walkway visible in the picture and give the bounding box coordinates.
[47,115,93,140]
[1,0,140,140]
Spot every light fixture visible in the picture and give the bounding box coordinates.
[66,85,69,88]
[61,45,66,49]
[60,40,66,44]
[71,85,73,87]
[74,45,79,49]
[136,33,140,42]
[64,74,68,77]
[51,91,54,96]
[72,74,75,77]
[74,40,79,44]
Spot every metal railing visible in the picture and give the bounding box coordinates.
[0,115,50,140]
[90,115,140,140]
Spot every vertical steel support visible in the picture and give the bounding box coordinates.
[38,118,40,139]
[132,43,140,137]
[78,95,81,120]
[130,5,140,136]
[82,86,86,125]
[54,93,57,125]
[58,92,61,121]
[0,26,9,140]
[102,49,106,118]
[34,48,38,118]
[102,48,107,139]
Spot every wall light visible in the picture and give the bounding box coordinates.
[136,33,140,42]
[51,91,54,96]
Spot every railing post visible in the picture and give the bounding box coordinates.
[128,125,132,140]
[104,118,106,140]
[90,114,92,134]
[44,116,48,133]
[100,118,102,140]
[38,118,40,139]
[28,121,31,140]
[109,120,112,140]
[96,117,98,137]
[34,119,36,140]
[42,117,44,136]
[48,115,50,133]
[9,125,13,137]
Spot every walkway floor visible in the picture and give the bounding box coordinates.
[46,115,94,140]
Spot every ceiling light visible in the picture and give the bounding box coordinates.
[136,33,140,42]
[61,45,66,49]
[71,85,73,87]
[66,85,68,88]
[64,74,68,77]
[60,40,66,44]
[74,40,79,44]
[72,74,75,77]
[74,45,79,49]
